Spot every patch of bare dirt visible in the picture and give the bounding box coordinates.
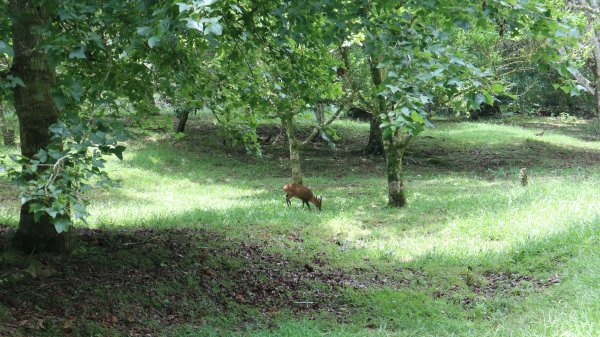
[472,271,560,297]
[461,271,560,307]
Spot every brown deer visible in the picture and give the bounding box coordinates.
[283,183,322,211]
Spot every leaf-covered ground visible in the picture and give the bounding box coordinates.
[0,226,566,336]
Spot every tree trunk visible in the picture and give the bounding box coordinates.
[365,113,384,155]
[595,88,600,125]
[0,109,15,146]
[314,102,325,126]
[175,109,190,133]
[578,0,600,124]
[590,27,600,124]
[365,56,385,156]
[384,129,411,207]
[283,116,303,185]
[10,0,69,253]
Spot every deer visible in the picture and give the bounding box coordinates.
[283,183,322,211]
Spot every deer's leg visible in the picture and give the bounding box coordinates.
[304,200,311,210]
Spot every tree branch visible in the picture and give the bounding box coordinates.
[557,47,596,94]
[340,46,371,109]
[300,103,347,147]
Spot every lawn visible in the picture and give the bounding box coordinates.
[0,114,599,336]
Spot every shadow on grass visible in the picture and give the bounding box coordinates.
[125,120,384,183]
[407,136,600,174]
[126,119,600,189]
[1,212,597,337]
[503,117,600,142]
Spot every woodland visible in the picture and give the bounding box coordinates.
[0,0,600,336]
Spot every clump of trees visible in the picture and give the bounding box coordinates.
[0,0,591,252]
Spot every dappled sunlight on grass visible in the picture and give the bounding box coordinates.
[322,215,372,241]
[3,116,600,336]
[87,162,273,228]
[85,136,600,265]
[427,121,600,151]
[312,173,600,264]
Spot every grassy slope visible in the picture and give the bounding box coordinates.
[0,115,599,336]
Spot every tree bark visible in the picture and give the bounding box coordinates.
[365,114,384,155]
[367,54,410,206]
[574,0,600,123]
[595,87,600,124]
[314,102,325,126]
[590,23,600,124]
[175,109,190,133]
[10,0,69,253]
[283,116,303,185]
[384,129,411,207]
[0,108,15,146]
[365,56,385,155]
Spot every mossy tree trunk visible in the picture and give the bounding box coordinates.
[10,0,69,253]
[283,116,303,185]
[367,54,411,207]
[384,129,411,207]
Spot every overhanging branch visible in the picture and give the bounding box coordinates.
[558,47,596,95]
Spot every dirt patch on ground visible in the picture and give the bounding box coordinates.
[0,226,411,336]
[461,271,560,308]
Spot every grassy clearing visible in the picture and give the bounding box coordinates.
[0,115,599,336]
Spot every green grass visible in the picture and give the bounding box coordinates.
[1,115,599,336]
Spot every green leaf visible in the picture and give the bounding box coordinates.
[69,47,86,59]
[231,4,242,13]
[73,203,88,220]
[36,150,48,163]
[20,195,32,204]
[186,19,203,32]
[49,122,67,136]
[136,26,152,36]
[205,22,223,36]
[0,40,14,57]
[491,83,505,92]
[148,36,160,48]
[382,127,394,140]
[198,0,217,6]
[7,75,25,88]
[483,91,494,105]
[176,2,193,12]
[45,207,59,218]
[411,111,425,124]
[52,218,71,233]
[29,203,44,221]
